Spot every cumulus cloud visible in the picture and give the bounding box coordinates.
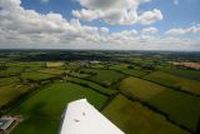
[0,0,199,51]
[72,0,163,25]
[138,9,163,25]
[165,24,200,35]
[141,27,158,34]
[0,0,108,47]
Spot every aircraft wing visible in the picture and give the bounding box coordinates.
[60,99,125,134]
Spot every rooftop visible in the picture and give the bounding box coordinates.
[0,117,15,130]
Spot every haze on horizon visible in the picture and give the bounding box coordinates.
[0,0,199,51]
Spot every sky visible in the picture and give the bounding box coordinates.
[0,0,200,51]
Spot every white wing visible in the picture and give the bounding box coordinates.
[60,99,125,134]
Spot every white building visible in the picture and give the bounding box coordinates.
[0,116,15,132]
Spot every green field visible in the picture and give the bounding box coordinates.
[119,77,200,132]
[109,64,147,77]
[0,77,20,87]
[67,71,91,78]
[0,83,30,108]
[90,63,105,69]
[144,71,200,95]
[21,71,58,81]
[8,62,45,68]
[103,95,189,134]
[119,77,166,99]
[122,69,147,77]
[46,62,65,68]
[37,68,65,75]
[147,90,200,131]
[0,51,199,134]
[0,66,25,77]
[83,69,125,86]
[162,68,200,81]
[67,77,117,95]
[11,82,108,134]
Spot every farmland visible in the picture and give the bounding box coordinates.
[66,77,117,95]
[0,77,19,87]
[119,77,166,99]
[0,83,31,108]
[109,64,147,77]
[119,77,200,132]
[0,50,199,134]
[162,68,200,81]
[11,82,108,134]
[21,71,59,81]
[143,71,200,95]
[103,95,189,134]
[80,68,125,86]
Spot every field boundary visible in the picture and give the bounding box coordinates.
[109,68,200,97]
[119,91,194,134]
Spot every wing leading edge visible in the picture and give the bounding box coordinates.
[60,99,124,134]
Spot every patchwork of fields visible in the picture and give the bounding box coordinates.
[103,95,189,134]
[0,51,199,134]
[11,82,108,134]
[0,83,30,108]
[109,64,147,77]
[119,77,200,132]
[80,68,125,87]
[144,71,200,95]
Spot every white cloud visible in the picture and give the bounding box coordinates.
[0,0,199,51]
[165,24,200,35]
[141,27,158,34]
[99,27,109,34]
[40,0,49,3]
[0,0,108,47]
[138,9,163,25]
[72,0,163,25]
[173,0,179,5]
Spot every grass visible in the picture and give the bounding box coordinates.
[67,71,91,78]
[0,77,19,87]
[82,69,125,86]
[8,62,45,68]
[119,77,200,132]
[11,82,108,134]
[0,62,45,77]
[67,77,117,95]
[144,71,200,95]
[46,62,65,68]
[147,90,200,131]
[119,77,166,99]
[90,64,105,69]
[21,71,57,81]
[162,68,200,81]
[0,83,30,108]
[103,95,189,134]
[0,66,25,77]
[37,68,65,75]
[109,64,146,77]
[122,69,147,77]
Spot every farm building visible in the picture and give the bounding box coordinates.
[0,116,16,133]
[89,60,100,64]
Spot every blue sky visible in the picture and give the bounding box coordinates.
[21,0,200,33]
[0,0,199,50]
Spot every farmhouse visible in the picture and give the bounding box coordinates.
[0,116,16,134]
[89,60,100,64]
